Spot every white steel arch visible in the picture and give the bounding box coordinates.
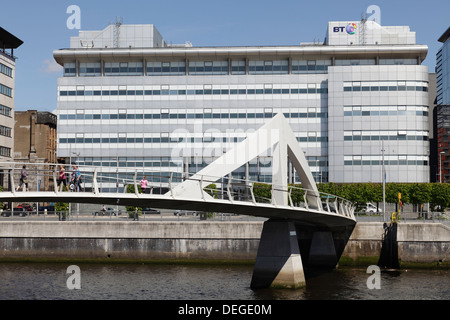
[169,113,320,208]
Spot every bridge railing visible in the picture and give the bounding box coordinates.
[1,161,355,220]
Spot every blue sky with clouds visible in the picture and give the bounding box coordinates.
[1,0,449,112]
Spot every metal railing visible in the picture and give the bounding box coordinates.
[1,161,356,221]
[0,208,270,222]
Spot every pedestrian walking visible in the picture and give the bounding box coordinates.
[58,165,68,191]
[16,165,29,191]
[133,207,139,221]
[70,164,82,192]
[140,175,148,193]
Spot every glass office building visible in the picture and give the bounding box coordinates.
[437,27,450,105]
[53,20,430,188]
[435,27,450,183]
[0,27,23,188]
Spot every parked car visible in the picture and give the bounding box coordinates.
[141,207,160,214]
[93,207,121,216]
[1,208,28,217]
[174,210,198,216]
[16,203,33,212]
[365,203,382,214]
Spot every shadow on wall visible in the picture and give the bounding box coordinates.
[378,223,399,269]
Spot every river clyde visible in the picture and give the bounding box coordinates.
[0,262,448,300]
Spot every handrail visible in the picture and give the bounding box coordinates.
[0,161,355,220]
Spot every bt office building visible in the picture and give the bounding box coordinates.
[53,20,430,189]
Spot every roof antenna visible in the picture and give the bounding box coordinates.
[113,17,123,48]
[360,12,367,46]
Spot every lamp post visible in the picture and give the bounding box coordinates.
[440,151,445,183]
[68,150,80,219]
[382,140,386,222]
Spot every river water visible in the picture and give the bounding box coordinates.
[0,262,448,301]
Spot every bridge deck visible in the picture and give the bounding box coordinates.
[0,191,356,228]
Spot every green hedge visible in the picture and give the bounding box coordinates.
[252,182,450,212]
[126,181,450,212]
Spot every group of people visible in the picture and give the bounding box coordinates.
[58,164,82,192]
[16,164,149,194]
[15,164,82,192]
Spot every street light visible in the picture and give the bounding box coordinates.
[382,140,386,222]
[440,151,445,183]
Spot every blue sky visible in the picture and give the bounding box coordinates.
[1,0,449,112]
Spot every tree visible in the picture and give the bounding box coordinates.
[408,183,431,207]
[125,184,142,214]
[430,183,450,212]
[367,183,383,204]
[253,183,272,203]
[55,201,69,221]
[289,184,305,206]
[385,183,404,204]
[204,183,218,198]
[55,202,69,212]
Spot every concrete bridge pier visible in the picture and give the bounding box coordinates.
[250,219,306,289]
[251,219,356,289]
[308,231,338,267]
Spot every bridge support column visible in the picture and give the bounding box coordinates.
[308,231,337,268]
[250,219,305,289]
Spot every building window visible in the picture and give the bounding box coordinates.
[0,63,12,77]
[64,62,76,77]
[58,83,328,98]
[147,61,186,76]
[343,105,428,117]
[231,61,245,75]
[335,59,376,66]
[105,62,143,76]
[248,60,288,74]
[0,84,12,97]
[344,154,428,166]
[343,80,428,92]
[58,109,329,128]
[0,146,11,157]
[379,59,418,65]
[79,62,101,76]
[0,125,11,137]
[0,104,11,117]
[343,130,428,141]
[292,60,331,73]
[189,61,228,75]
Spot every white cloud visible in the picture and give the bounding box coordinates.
[41,59,63,73]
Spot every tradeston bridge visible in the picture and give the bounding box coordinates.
[0,114,356,289]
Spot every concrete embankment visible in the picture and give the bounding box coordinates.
[0,221,448,267]
[341,222,450,267]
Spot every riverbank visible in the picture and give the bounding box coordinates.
[0,221,448,268]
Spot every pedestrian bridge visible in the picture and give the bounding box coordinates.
[0,114,356,289]
[1,166,355,228]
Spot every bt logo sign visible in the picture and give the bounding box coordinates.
[346,23,357,34]
[333,23,357,34]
